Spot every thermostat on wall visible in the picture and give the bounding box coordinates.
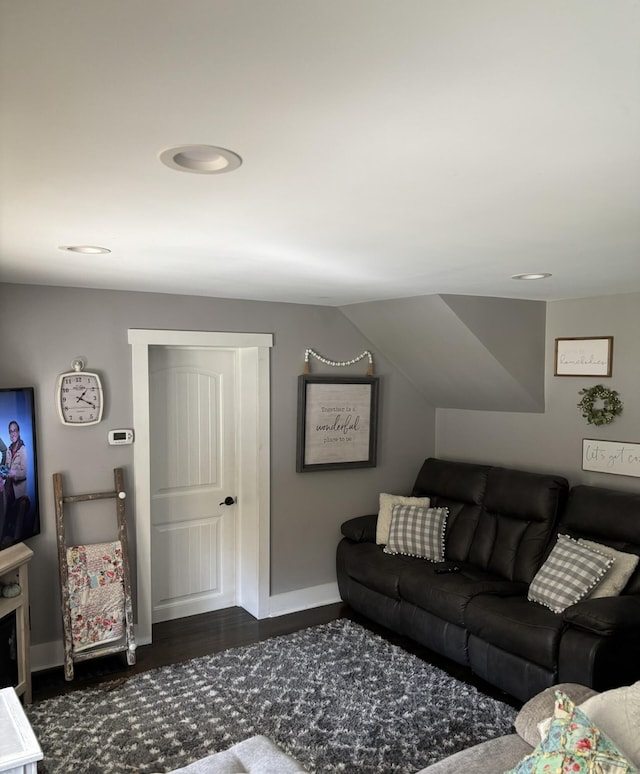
[108,428,134,445]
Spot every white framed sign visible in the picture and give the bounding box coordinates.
[582,439,640,478]
[555,337,613,377]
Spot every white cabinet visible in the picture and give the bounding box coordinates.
[0,687,42,773]
[0,543,33,704]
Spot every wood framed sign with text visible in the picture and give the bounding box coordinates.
[554,337,613,377]
[296,375,379,472]
[582,439,640,478]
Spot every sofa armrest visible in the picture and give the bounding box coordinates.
[414,734,532,774]
[341,514,377,543]
[562,595,640,635]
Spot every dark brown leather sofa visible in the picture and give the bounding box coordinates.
[336,457,640,701]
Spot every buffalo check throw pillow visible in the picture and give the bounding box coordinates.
[384,504,448,562]
[528,534,614,613]
[376,493,431,545]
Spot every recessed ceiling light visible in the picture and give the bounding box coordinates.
[59,245,111,254]
[159,145,242,174]
[511,273,552,281]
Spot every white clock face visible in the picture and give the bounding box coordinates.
[58,371,104,425]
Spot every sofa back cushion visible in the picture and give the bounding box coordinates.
[411,458,490,561]
[470,467,569,583]
[559,485,640,595]
[412,458,569,582]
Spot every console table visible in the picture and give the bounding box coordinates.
[0,687,42,773]
[0,543,33,704]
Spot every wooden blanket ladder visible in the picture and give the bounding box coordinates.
[53,467,136,680]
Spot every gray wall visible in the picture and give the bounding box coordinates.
[0,283,435,647]
[436,292,640,493]
[4,281,640,652]
[342,294,546,411]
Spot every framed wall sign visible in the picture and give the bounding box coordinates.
[296,375,379,472]
[582,439,640,478]
[554,337,613,377]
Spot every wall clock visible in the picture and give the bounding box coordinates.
[56,358,104,426]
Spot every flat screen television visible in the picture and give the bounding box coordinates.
[0,387,40,551]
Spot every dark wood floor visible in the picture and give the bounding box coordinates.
[31,602,521,708]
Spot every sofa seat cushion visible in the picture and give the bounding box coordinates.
[465,594,565,669]
[340,541,415,599]
[399,563,527,626]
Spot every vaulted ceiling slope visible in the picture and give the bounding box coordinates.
[1,1,639,306]
[341,295,546,411]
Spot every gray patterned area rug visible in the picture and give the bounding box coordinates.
[27,619,517,774]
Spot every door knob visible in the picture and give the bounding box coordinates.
[220,496,236,506]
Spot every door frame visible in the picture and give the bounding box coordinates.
[128,329,273,645]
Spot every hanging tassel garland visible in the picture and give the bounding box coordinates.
[303,348,374,375]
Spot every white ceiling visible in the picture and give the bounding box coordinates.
[1,0,639,307]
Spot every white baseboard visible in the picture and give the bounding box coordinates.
[31,629,147,673]
[268,582,341,618]
[30,583,341,672]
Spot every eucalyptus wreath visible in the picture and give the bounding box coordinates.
[577,384,623,426]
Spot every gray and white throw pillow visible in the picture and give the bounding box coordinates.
[376,493,430,545]
[578,539,639,598]
[528,534,614,613]
[384,504,448,562]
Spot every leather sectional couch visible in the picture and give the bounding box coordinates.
[336,457,640,702]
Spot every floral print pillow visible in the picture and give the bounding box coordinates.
[505,691,637,774]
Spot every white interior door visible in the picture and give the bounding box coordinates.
[149,346,237,623]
